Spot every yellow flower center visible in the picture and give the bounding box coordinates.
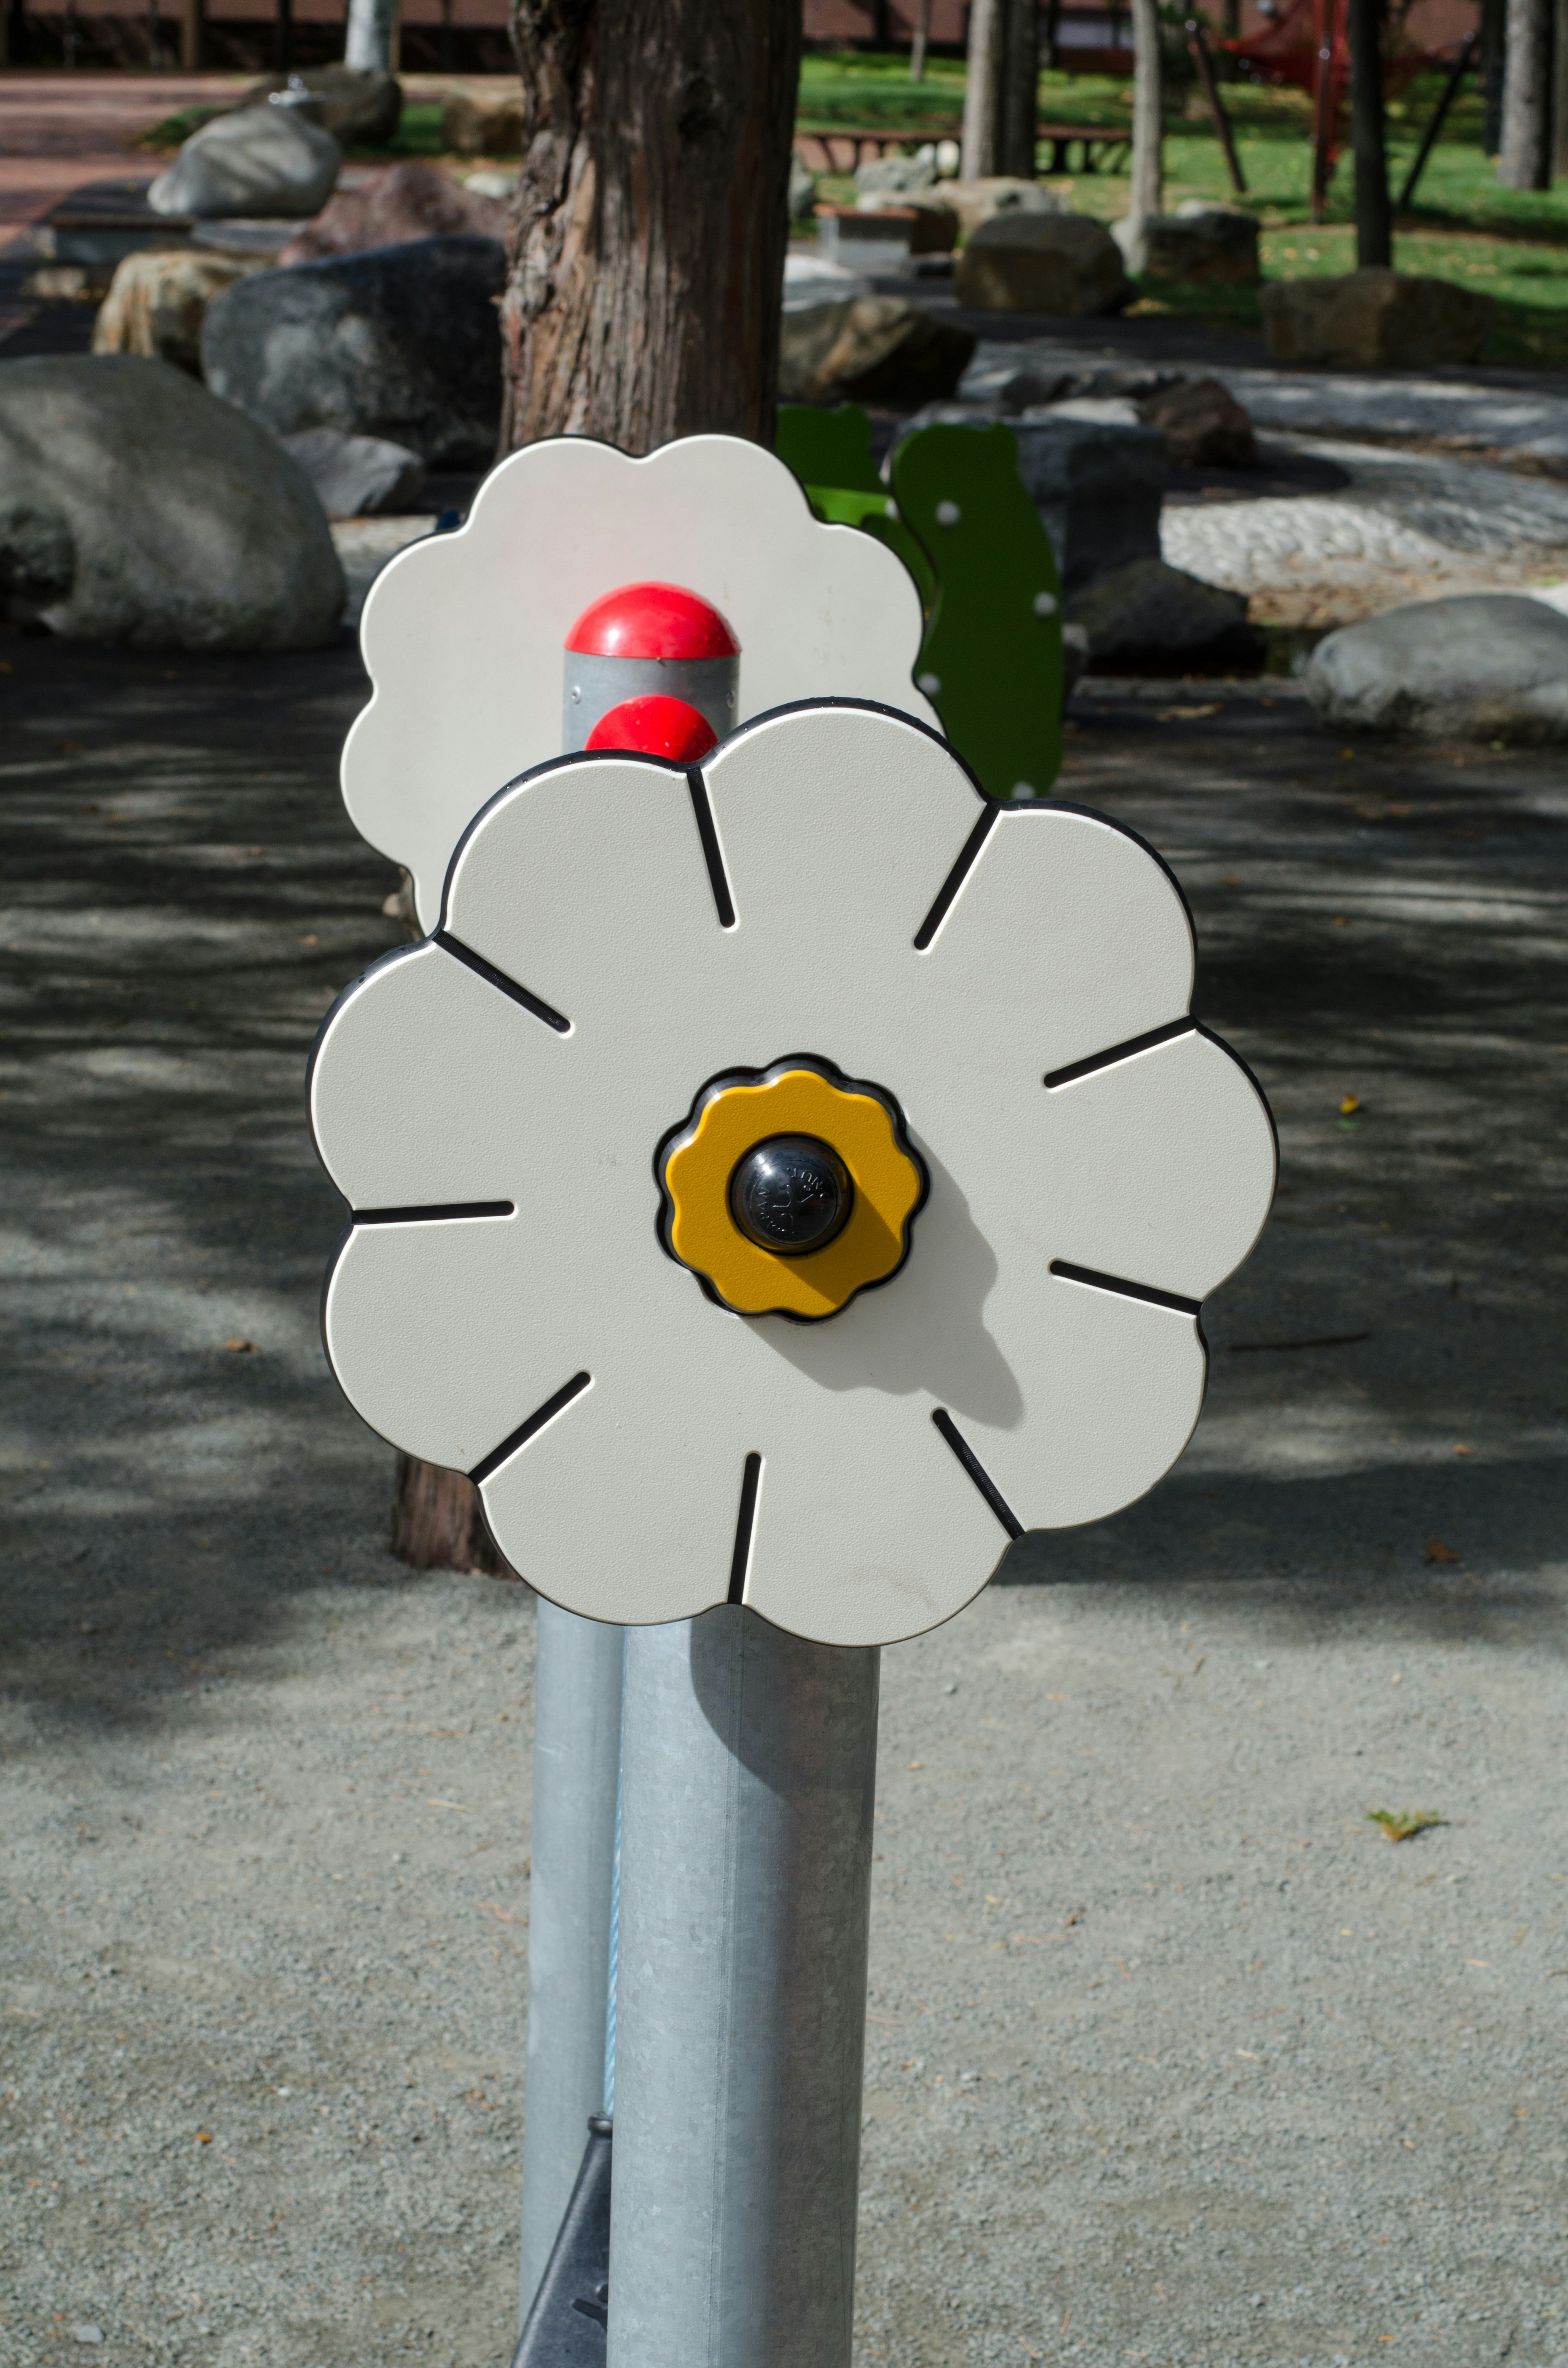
[658,1062,925,1321]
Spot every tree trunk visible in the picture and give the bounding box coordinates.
[960,0,1007,179]
[1554,0,1568,174]
[1480,0,1507,151]
[1348,0,1391,263]
[392,0,802,1579]
[1124,0,1163,267]
[344,0,396,69]
[1000,0,1040,177]
[499,0,802,454]
[911,0,931,79]
[1499,0,1552,185]
[392,1453,514,1576]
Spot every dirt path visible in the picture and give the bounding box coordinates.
[2,642,1565,2368]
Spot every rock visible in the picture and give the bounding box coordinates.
[1012,411,1169,592]
[238,66,403,148]
[1061,619,1091,702]
[0,353,344,650]
[1305,593,1568,740]
[936,176,1068,240]
[904,405,1167,594]
[1138,376,1256,468]
[817,201,956,265]
[789,156,817,221]
[780,296,974,405]
[147,104,341,221]
[1114,203,1260,285]
[440,85,528,156]
[279,426,425,517]
[955,213,1132,317]
[1260,270,1494,369]
[91,247,267,374]
[855,190,959,250]
[1067,556,1263,669]
[202,234,506,468]
[276,162,508,263]
[782,252,871,311]
[464,169,518,201]
[855,149,938,196]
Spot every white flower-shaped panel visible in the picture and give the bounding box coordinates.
[342,435,937,933]
[310,702,1276,1649]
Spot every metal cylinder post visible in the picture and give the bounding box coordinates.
[608,1605,880,2368]
[518,1601,624,2322]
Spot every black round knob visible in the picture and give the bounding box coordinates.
[730,1135,852,1256]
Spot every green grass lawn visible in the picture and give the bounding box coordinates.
[802,54,1568,371]
[138,52,1568,371]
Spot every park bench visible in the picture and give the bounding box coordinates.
[792,119,1130,175]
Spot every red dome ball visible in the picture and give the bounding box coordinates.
[565,581,741,661]
[585,695,719,763]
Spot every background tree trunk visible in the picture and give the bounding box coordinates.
[1124,0,1163,267]
[393,0,802,1577]
[1498,0,1552,185]
[1553,0,1568,174]
[1000,0,1040,177]
[344,0,396,69]
[1480,0,1507,152]
[911,0,931,79]
[1348,0,1391,263]
[961,0,1007,178]
[499,0,802,453]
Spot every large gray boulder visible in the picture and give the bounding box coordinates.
[780,297,973,406]
[1009,410,1169,593]
[91,247,266,373]
[855,149,938,196]
[238,66,402,148]
[0,355,344,650]
[279,426,425,517]
[900,406,1167,594]
[1068,557,1263,669]
[1261,270,1493,369]
[955,212,1131,317]
[147,103,341,220]
[201,234,506,468]
[936,177,1069,240]
[1305,594,1568,741]
[1116,202,1260,286]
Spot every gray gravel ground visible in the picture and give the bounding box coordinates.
[2,643,1566,2368]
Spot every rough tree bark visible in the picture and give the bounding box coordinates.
[1000,0,1041,178]
[499,0,802,454]
[1348,0,1391,264]
[1498,0,1552,186]
[392,0,802,1577]
[961,0,1007,178]
[1123,0,1163,270]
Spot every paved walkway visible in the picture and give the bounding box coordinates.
[2,638,1564,2367]
[0,73,243,232]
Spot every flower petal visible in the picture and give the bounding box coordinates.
[973,1270,1209,1531]
[741,1388,1010,1648]
[311,939,568,1211]
[917,802,1196,1080]
[1033,1026,1276,1301]
[345,435,935,930]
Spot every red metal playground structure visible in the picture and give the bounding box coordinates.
[1221,0,1474,219]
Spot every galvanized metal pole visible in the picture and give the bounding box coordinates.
[608,1605,879,2368]
[518,1601,624,2323]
